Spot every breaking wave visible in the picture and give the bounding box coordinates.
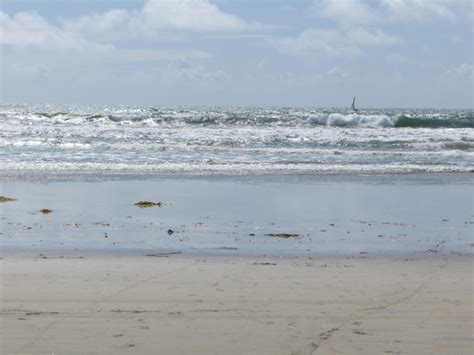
[309,112,473,129]
[107,114,147,122]
[309,113,394,128]
[0,105,471,129]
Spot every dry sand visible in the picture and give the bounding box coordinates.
[0,254,472,354]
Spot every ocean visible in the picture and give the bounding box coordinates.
[1,104,473,180]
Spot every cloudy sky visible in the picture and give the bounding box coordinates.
[0,0,472,108]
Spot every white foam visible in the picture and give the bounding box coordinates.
[309,113,394,128]
[1,161,472,176]
[1,104,473,178]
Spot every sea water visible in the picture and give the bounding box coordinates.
[1,105,473,255]
[0,104,473,180]
[1,178,473,256]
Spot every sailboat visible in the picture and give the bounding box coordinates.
[351,96,358,112]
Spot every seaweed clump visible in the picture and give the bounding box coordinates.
[0,196,16,203]
[265,233,299,239]
[40,208,53,214]
[134,201,163,208]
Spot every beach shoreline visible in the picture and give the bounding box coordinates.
[1,175,472,353]
[1,175,472,257]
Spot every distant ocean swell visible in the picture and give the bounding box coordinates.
[110,112,474,128]
[0,105,473,178]
[2,108,473,128]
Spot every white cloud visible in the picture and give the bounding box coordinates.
[380,0,458,22]
[168,58,230,81]
[314,0,471,24]
[0,11,110,50]
[347,27,400,45]
[2,0,255,55]
[63,9,130,34]
[139,0,249,31]
[324,66,348,79]
[445,63,473,78]
[274,27,400,57]
[275,29,361,57]
[118,49,212,62]
[1,0,261,52]
[314,0,378,25]
[63,0,258,37]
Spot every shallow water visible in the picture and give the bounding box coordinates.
[1,176,472,256]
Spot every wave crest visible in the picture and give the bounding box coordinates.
[309,113,394,128]
[0,106,472,130]
[107,114,147,122]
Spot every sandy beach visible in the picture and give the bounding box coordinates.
[1,176,473,354]
[1,254,472,354]
[2,0,473,353]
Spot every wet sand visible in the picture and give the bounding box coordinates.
[1,176,473,353]
[1,254,472,354]
[2,176,473,256]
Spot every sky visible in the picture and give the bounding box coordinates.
[0,0,473,108]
